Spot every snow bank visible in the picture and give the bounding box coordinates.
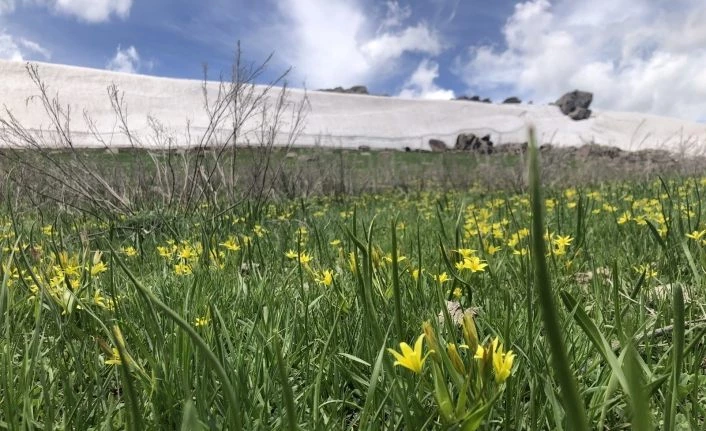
[2,60,706,154]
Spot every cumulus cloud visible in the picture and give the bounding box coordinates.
[454,0,706,121]
[106,45,140,73]
[273,0,444,89]
[398,59,454,100]
[0,30,50,60]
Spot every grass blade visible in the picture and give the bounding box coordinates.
[528,126,589,431]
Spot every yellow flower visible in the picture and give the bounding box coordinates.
[486,244,501,255]
[553,235,573,249]
[178,245,197,261]
[93,289,114,310]
[157,245,175,259]
[285,249,299,259]
[174,262,192,276]
[122,246,138,257]
[617,212,632,224]
[512,247,529,257]
[299,252,313,265]
[474,345,485,360]
[452,287,462,298]
[491,338,515,383]
[105,348,122,365]
[436,272,450,284]
[457,256,488,273]
[90,260,108,277]
[315,269,334,286]
[686,230,706,241]
[329,239,341,247]
[194,317,209,327]
[387,334,432,374]
[220,237,240,252]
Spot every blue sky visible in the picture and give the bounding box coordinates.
[3,1,706,121]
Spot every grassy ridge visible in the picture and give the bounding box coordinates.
[1,158,706,428]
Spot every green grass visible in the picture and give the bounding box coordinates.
[1,147,706,429]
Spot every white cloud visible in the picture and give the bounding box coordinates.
[379,1,411,30]
[398,59,454,100]
[106,45,140,73]
[18,37,50,58]
[0,29,49,60]
[454,0,706,121]
[36,0,132,23]
[273,0,444,89]
[0,0,15,15]
[361,24,443,64]
[0,31,22,60]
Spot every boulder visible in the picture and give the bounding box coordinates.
[502,96,522,104]
[569,107,592,120]
[481,98,492,103]
[358,145,371,151]
[556,90,593,119]
[455,133,493,154]
[428,139,448,152]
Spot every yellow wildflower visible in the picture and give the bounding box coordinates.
[220,237,240,252]
[122,246,138,257]
[315,269,334,286]
[105,348,122,366]
[491,338,515,383]
[194,317,209,327]
[387,334,432,374]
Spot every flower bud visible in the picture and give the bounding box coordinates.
[462,311,479,352]
[447,343,466,375]
[422,320,441,362]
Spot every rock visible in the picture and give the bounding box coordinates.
[481,98,492,103]
[285,151,297,159]
[455,95,481,102]
[321,85,369,95]
[556,90,593,114]
[577,144,622,159]
[348,85,369,94]
[455,133,493,154]
[437,301,479,327]
[358,145,371,151]
[428,139,448,152]
[503,96,522,104]
[495,142,528,155]
[569,107,592,120]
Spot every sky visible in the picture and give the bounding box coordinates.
[3,0,706,121]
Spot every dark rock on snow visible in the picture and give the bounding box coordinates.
[428,139,448,152]
[556,90,593,120]
[321,85,370,95]
[502,97,522,104]
[455,133,493,154]
[568,107,592,121]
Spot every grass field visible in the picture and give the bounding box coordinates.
[1,141,705,430]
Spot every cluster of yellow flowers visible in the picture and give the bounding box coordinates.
[387,313,515,427]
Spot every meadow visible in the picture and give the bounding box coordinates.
[0,137,705,430]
